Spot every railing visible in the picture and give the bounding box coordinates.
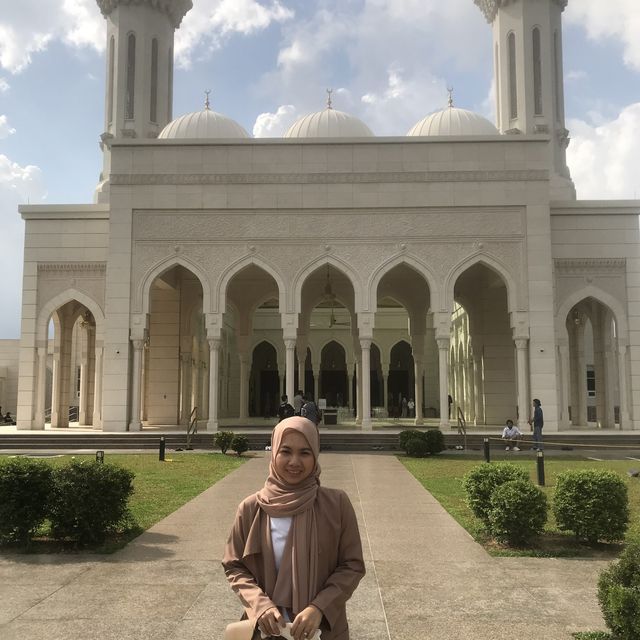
[69,406,79,423]
[186,406,198,450]
[457,406,467,450]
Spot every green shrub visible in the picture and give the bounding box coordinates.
[488,479,548,545]
[0,458,54,546]
[49,461,135,544]
[405,437,430,458]
[424,429,445,455]
[214,430,234,454]
[597,542,640,640]
[231,434,249,456]
[553,469,629,543]
[399,429,423,452]
[462,462,529,526]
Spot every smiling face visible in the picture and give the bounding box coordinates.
[274,429,316,485]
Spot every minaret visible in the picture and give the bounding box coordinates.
[474,0,575,199]
[94,0,192,201]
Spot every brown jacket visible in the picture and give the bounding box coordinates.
[222,487,365,640]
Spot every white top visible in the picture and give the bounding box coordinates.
[502,425,522,438]
[407,106,499,137]
[158,108,250,139]
[284,108,374,139]
[270,516,293,571]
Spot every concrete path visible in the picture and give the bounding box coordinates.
[0,453,609,639]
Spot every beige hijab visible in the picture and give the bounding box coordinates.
[256,417,321,615]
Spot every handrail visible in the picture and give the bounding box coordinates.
[186,406,198,450]
[457,406,467,450]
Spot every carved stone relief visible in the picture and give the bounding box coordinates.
[36,263,106,316]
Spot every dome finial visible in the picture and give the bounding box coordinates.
[204,89,211,110]
[326,88,333,109]
[447,86,454,108]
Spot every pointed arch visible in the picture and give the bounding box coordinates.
[387,338,412,364]
[319,337,350,359]
[445,252,518,315]
[367,253,439,312]
[293,255,361,315]
[137,255,211,316]
[217,255,286,314]
[250,338,283,363]
[37,289,105,345]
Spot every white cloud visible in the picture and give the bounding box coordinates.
[566,0,640,72]
[0,115,16,139]
[175,0,294,68]
[0,155,46,337]
[566,70,588,82]
[567,103,640,199]
[0,0,103,74]
[253,104,297,137]
[0,77,9,92]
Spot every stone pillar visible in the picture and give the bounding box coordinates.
[592,308,606,426]
[466,355,476,424]
[576,322,588,425]
[179,352,191,425]
[191,338,200,417]
[414,357,424,426]
[201,347,210,422]
[239,353,249,420]
[437,337,450,429]
[284,339,296,402]
[347,362,354,412]
[129,339,144,431]
[35,346,47,428]
[92,345,104,429]
[558,342,570,427]
[78,340,89,426]
[50,353,60,427]
[515,338,530,431]
[313,366,321,400]
[360,339,372,430]
[207,338,221,431]
[618,341,630,429]
[473,353,484,425]
[355,360,362,425]
[381,363,389,414]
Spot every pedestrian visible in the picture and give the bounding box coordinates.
[401,397,408,418]
[300,392,322,426]
[407,398,415,418]
[278,394,295,421]
[222,417,365,640]
[501,419,522,451]
[293,390,304,416]
[448,394,453,418]
[529,399,544,451]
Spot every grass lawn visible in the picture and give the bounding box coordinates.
[400,454,640,557]
[0,452,246,552]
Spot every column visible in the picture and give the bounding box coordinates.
[466,356,476,424]
[78,346,88,426]
[179,352,191,425]
[618,342,630,429]
[129,339,144,431]
[92,345,104,429]
[284,339,296,401]
[473,354,484,425]
[50,353,60,427]
[239,353,249,420]
[360,339,372,430]
[355,360,362,425]
[347,363,354,413]
[515,338,529,431]
[313,366,321,399]
[558,342,570,427]
[35,346,47,428]
[414,357,424,426]
[207,337,221,431]
[201,349,210,422]
[381,364,389,414]
[576,323,588,425]
[437,338,450,429]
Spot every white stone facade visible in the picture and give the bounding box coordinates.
[13,0,640,432]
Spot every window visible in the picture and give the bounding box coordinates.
[508,32,518,119]
[554,31,561,117]
[150,38,158,122]
[107,36,115,124]
[125,33,136,119]
[533,28,543,115]
[587,367,596,398]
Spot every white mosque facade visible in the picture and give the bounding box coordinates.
[11,0,640,432]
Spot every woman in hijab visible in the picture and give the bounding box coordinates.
[222,416,365,640]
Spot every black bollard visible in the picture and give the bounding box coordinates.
[483,437,490,463]
[159,436,166,462]
[536,450,545,486]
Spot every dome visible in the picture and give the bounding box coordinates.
[284,107,374,139]
[158,107,250,139]
[408,106,499,137]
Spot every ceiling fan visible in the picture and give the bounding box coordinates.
[310,266,350,328]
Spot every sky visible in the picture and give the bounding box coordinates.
[0,0,639,338]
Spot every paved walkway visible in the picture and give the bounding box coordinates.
[0,454,609,639]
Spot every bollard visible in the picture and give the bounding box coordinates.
[536,450,545,486]
[159,436,166,462]
[483,437,490,463]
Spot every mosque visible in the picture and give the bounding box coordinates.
[10,0,640,433]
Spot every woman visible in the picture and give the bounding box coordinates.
[222,417,365,640]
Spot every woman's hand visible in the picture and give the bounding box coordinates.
[258,606,285,637]
[290,605,322,640]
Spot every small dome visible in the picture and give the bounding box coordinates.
[284,107,374,139]
[159,107,250,139]
[408,106,499,137]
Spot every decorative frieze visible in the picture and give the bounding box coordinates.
[475,0,567,23]
[555,259,626,275]
[38,262,106,272]
[111,169,548,187]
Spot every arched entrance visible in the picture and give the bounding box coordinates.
[388,341,414,417]
[250,341,280,417]
[320,341,347,406]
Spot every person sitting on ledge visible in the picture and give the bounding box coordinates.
[501,419,522,451]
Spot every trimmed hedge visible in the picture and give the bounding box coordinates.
[462,462,529,526]
[405,437,430,458]
[597,542,640,640]
[488,479,548,545]
[0,458,54,545]
[424,429,445,454]
[399,429,423,452]
[231,434,249,456]
[553,469,629,543]
[399,429,445,457]
[49,461,135,544]
[214,431,234,454]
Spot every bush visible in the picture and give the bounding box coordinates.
[424,429,445,455]
[462,462,529,526]
[405,437,430,458]
[553,469,629,543]
[214,431,234,454]
[597,542,640,640]
[487,479,548,545]
[230,434,249,456]
[399,429,423,452]
[49,461,135,544]
[0,458,54,546]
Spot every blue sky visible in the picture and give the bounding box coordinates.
[1,0,639,338]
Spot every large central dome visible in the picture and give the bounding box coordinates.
[159,100,249,139]
[285,100,374,139]
[408,104,499,137]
